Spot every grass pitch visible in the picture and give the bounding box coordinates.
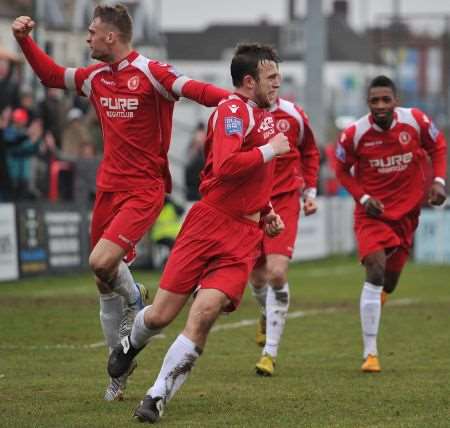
[1,257,449,427]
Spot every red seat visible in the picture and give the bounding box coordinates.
[48,160,73,201]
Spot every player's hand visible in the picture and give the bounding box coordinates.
[263,211,285,237]
[12,16,35,40]
[428,182,447,206]
[269,133,290,156]
[303,197,317,216]
[364,197,384,217]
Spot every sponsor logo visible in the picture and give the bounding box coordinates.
[100,97,138,118]
[224,116,243,135]
[276,118,290,133]
[228,104,239,113]
[335,143,346,162]
[257,116,275,139]
[429,121,440,141]
[369,152,413,173]
[101,78,115,86]
[399,131,411,145]
[127,76,139,91]
[364,140,383,147]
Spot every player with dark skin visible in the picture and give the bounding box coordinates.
[362,85,446,294]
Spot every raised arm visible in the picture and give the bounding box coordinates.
[12,17,66,88]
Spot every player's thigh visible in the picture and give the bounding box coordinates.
[264,191,300,258]
[89,238,126,274]
[355,217,400,261]
[104,188,164,250]
[145,288,191,328]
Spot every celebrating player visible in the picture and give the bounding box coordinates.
[12,4,228,401]
[250,95,320,376]
[335,75,447,372]
[107,43,290,423]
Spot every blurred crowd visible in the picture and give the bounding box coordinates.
[0,58,102,204]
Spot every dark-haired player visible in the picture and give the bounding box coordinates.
[336,75,447,372]
[108,43,289,423]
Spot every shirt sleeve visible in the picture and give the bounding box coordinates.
[335,127,367,202]
[297,109,320,191]
[212,102,264,179]
[18,36,97,97]
[18,36,66,88]
[412,108,447,180]
[149,61,230,106]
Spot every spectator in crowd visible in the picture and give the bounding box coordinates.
[37,87,67,147]
[4,108,43,200]
[18,89,37,125]
[61,108,93,159]
[0,58,20,112]
[31,130,58,198]
[0,107,12,201]
[184,122,207,201]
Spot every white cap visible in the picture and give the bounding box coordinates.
[67,108,83,121]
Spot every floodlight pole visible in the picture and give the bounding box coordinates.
[305,0,327,145]
[31,0,39,102]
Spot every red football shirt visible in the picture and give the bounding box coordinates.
[200,93,277,217]
[270,98,320,197]
[18,36,229,193]
[336,107,447,220]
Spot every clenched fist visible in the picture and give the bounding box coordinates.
[268,132,290,156]
[12,16,35,40]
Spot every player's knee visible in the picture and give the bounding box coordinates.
[188,305,218,336]
[144,309,172,330]
[364,258,385,285]
[268,267,287,287]
[383,273,400,294]
[89,252,115,281]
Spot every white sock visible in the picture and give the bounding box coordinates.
[130,306,162,348]
[99,292,123,351]
[250,283,268,315]
[263,283,290,358]
[360,282,383,358]
[110,261,139,305]
[148,334,201,402]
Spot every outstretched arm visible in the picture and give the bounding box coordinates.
[12,16,66,88]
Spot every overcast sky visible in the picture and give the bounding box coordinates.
[160,0,450,34]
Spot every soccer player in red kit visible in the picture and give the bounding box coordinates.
[335,75,447,372]
[107,43,290,423]
[12,4,228,401]
[250,97,320,376]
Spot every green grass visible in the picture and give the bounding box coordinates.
[1,257,449,427]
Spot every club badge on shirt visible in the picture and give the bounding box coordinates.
[224,116,243,136]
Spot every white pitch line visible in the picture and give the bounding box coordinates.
[0,299,417,351]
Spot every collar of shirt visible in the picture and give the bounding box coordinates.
[109,50,140,72]
[368,111,398,132]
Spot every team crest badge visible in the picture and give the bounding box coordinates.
[276,119,290,133]
[399,131,411,145]
[128,76,139,91]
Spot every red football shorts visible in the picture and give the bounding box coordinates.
[262,190,301,258]
[91,185,165,261]
[355,209,420,273]
[160,201,263,312]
